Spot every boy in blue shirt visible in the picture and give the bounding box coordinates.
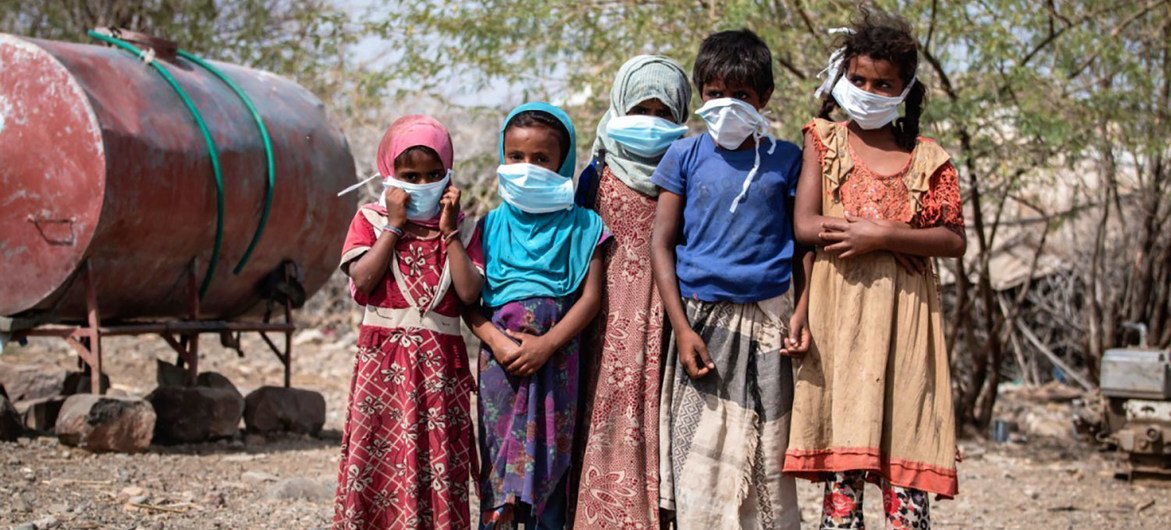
[651,29,809,530]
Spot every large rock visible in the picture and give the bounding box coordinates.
[244,386,325,435]
[147,385,244,443]
[62,371,110,395]
[156,359,188,387]
[0,393,22,441]
[15,396,67,432]
[55,394,155,453]
[0,363,68,401]
[197,371,242,395]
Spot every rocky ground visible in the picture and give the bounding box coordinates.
[2,330,1170,529]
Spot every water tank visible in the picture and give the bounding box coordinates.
[0,33,355,324]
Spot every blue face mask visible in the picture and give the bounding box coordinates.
[496,163,575,214]
[604,114,687,158]
[381,170,451,220]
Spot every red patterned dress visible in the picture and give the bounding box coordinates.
[334,205,483,530]
[574,167,665,529]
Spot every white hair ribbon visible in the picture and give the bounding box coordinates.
[814,27,857,99]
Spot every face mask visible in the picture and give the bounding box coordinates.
[830,75,916,130]
[380,170,451,220]
[496,163,575,214]
[604,113,687,158]
[694,98,777,213]
[695,98,770,150]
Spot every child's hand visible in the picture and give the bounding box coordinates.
[677,329,714,379]
[819,213,888,258]
[781,312,810,357]
[502,329,556,377]
[490,331,522,367]
[439,185,461,235]
[384,187,410,228]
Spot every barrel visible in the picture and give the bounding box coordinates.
[0,33,356,324]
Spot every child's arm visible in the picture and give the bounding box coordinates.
[782,237,813,358]
[651,191,714,379]
[347,188,410,295]
[439,187,483,305]
[462,306,521,365]
[793,129,839,247]
[502,251,605,377]
[820,215,966,258]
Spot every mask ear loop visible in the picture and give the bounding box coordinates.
[729,123,777,214]
[336,173,381,197]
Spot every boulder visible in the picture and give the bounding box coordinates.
[146,385,244,443]
[197,371,242,397]
[1,393,22,441]
[62,371,110,395]
[155,359,188,387]
[0,363,68,401]
[55,394,155,453]
[15,395,68,432]
[243,386,325,435]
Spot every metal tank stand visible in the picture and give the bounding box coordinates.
[12,259,297,393]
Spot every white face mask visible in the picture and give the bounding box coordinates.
[381,170,451,220]
[830,75,916,130]
[695,98,777,213]
[496,163,575,214]
[695,98,770,150]
[604,113,687,158]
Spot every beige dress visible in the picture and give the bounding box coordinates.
[784,119,963,498]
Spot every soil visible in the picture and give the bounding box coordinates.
[2,331,1170,529]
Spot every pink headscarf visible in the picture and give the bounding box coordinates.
[375,115,454,177]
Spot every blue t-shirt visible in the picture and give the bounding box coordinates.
[650,134,802,303]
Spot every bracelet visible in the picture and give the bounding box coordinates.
[382,223,404,237]
[442,229,461,245]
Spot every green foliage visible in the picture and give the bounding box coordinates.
[0,0,363,106]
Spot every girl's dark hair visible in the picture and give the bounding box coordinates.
[393,145,441,168]
[504,110,571,168]
[693,29,774,97]
[818,8,925,151]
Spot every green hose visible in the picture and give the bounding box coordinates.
[177,50,275,275]
[87,30,223,299]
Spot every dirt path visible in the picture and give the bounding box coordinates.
[2,335,1169,529]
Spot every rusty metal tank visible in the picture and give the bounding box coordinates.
[0,32,355,324]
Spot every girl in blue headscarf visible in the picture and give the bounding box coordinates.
[467,102,609,529]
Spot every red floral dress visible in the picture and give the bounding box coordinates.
[334,205,483,530]
[573,167,665,529]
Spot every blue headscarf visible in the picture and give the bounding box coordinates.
[481,102,607,307]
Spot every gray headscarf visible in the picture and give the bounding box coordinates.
[592,55,692,197]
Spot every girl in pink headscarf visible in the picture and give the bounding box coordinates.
[334,115,485,530]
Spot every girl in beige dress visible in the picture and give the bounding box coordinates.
[785,9,966,530]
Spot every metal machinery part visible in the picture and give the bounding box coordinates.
[1096,343,1171,479]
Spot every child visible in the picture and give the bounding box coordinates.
[651,29,808,530]
[469,102,609,529]
[784,9,966,530]
[572,55,691,529]
[334,115,484,530]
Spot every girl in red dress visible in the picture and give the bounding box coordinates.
[334,115,484,530]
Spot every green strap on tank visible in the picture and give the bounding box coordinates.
[87,30,224,298]
[176,50,275,275]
